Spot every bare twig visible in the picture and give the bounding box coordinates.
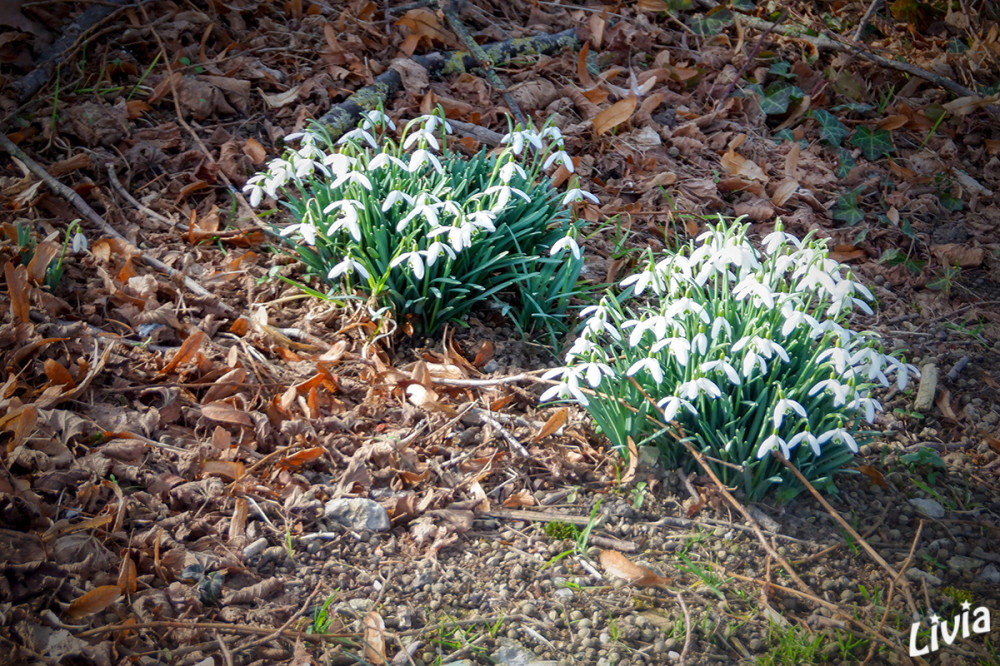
[234,580,327,656]
[771,451,918,616]
[673,590,692,665]
[0,133,237,317]
[947,355,971,382]
[441,0,525,125]
[76,619,356,642]
[852,0,884,43]
[715,10,787,107]
[680,442,813,596]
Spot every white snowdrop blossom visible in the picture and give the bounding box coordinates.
[408,149,443,174]
[331,170,372,191]
[359,109,395,131]
[808,379,852,407]
[323,199,365,242]
[390,250,426,279]
[756,433,790,460]
[561,188,599,205]
[382,190,415,211]
[700,359,741,386]
[483,184,530,210]
[817,428,859,453]
[627,357,665,384]
[787,429,822,456]
[550,234,581,260]
[498,161,527,183]
[338,127,378,149]
[773,397,807,429]
[403,128,440,151]
[658,395,698,421]
[327,257,370,280]
[243,173,268,207]
[676,378,722,401]
[280,219,319,245]
[368,152,408,171]
[543,150,575,172]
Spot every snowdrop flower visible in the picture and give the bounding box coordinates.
[427,220,476,252]
[71,231,88,253]
[817,428,859,453]
[710,316,733,341]
[676,378,721,400]
[848,395,881,423]
[540,366,589,406]
[627,357,664,384]
[626,315,671,347]
[262,159,293,197]
[550,233,581,260]
[699,359,741,386]
[817,347,852,374]
[580,361,615,388]
[332,170,372,191]
[416,114,452,135]
[808,379,852,407]
[540,125,564,143]
[620,267,664,296]
[762,229,802,255]
[500,129,542,155]
[543,150,575,172]
[483,184,530,210]
[466,209,496,232]
[787,429,822,456]
[280,219,319,245]
[663,298,710,324]
[885,356,918,391]
[580,302,621,341]
[359,109,395,131]
[338,127,378,149]
[649,337,692,367]
[733,275,775,308]
[423,241,456,267]
[561,188,599,205]
[658,395,697,421]
[566,336,600,361]
[773,397,807,428]
[390,250,426,279]
[324,200,364,242]
[827,277,875,316]
[368,152,408,171]
[327,257,370,280]
[498,161,527,183]
[382,190,415,211]
[403,128,440,151]
[408,149,443,174]
[733,336,789,363]
[851,347,889,386]
[756,432,790,459]
[397,194,441,231]
[780,303,820,337]
[244,173,268,207]
[323,153,355,178]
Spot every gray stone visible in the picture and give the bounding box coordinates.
[948,555,984,572]
[490,638,560,666]
[553,587,575,603]
[978,564,1000,584]
[905,568,942,586]
[243,537,269,559]
[324,498,389,531]
[908,498,945,519]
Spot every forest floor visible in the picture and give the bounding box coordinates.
[2,0,1000,664]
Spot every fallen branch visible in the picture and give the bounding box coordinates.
[697,0,999,115]
[314,29,579,140]
[0,133,238,318]
[8,0,136,104]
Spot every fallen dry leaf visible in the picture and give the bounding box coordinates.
[599,550,670,586]
[593,96,637,136]
[66,585,121,620]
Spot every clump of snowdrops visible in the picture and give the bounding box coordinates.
[244,109,593,342]
[542,218,917,502]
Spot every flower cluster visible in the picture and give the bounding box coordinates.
[542,218,917,502]
[244,109,594,340]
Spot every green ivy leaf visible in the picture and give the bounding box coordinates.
[813,109,850,146]
[772,129,796,143]
[768,62,794,80]
[850,126,895,161]
[832,187,866,226]
[758,82,804,115]
[687,9,733,35]
[830,102,874,114]
[834,147,856,179]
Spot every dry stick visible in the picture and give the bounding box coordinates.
[715,10,787,107]
[719,570,917,663]
[9,0,134,103]
[233,580,327,656]
[680,441,814,596]
[852,0,885,43]
[76,619,357,642]
[867,521,923,663]
[672,590,693,666]
[696,0,998,115]
[771,451,918,617]
[440,0,525,126]
[313,29,578,140]
[0,133,238,318]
